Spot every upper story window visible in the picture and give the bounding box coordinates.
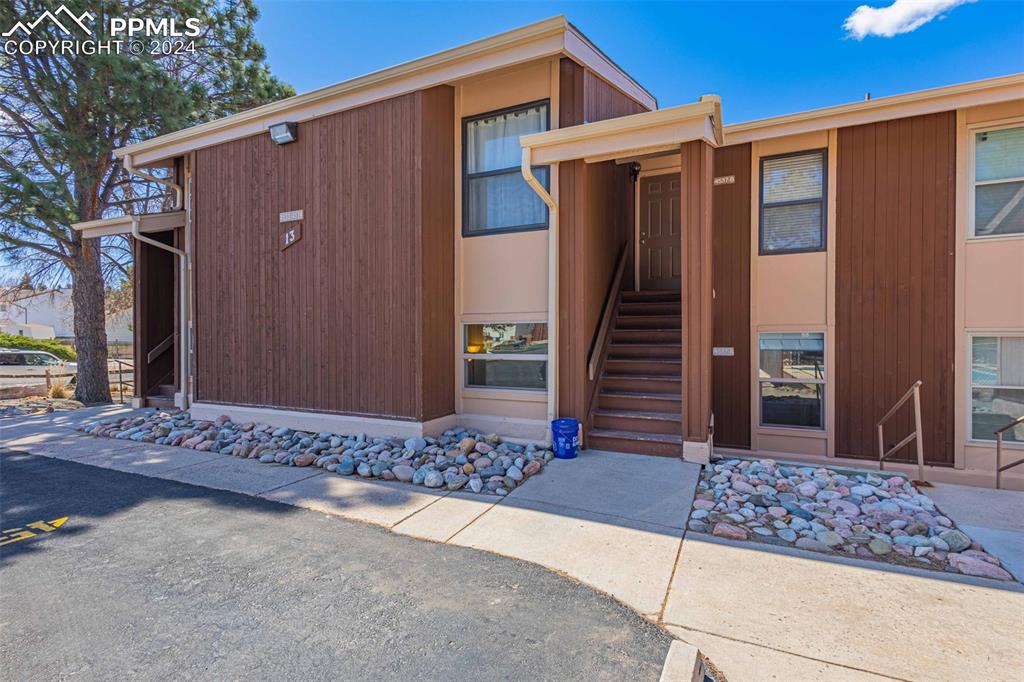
[760,150,826,255]
[971,335,1024,442]
[973,125,1024,238]
[463,101,549,236]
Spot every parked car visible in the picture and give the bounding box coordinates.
[0,349,77,385]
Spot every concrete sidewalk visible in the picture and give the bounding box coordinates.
[4,405,1024,681]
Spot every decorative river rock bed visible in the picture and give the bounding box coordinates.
[690,458,1015,581]
[78,411,553,496]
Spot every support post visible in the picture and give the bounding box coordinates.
[680,139,714,463]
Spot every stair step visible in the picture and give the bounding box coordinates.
[621,290,681,303]
[586,428,682,457]
[603,358,680,376]
[155,383,176,396]
[615,315,682,330]
[601,373,682,394]
[592,408,681,435]
[618,301,680,316]
[145,395,175,409]
[607,343,681,359]
[598,390,682,412]
[611,329,682,344]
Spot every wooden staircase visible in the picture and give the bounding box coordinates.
[588,290,683,457]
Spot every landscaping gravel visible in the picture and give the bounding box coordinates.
[689,457,1015,581]
[78,411,553,496]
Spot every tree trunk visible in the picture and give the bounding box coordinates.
[71,234,111,404]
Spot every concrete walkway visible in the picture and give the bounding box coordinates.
[4,405,1024,681]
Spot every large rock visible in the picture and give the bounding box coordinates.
[391,465,415,482]
[949,554,1013,581]
[939,529,972,553]
[712,523,749,541]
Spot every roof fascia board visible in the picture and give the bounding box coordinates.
[562,26,657,110]
[523,102,716,164]
[725,73,1024,145]
[126,27,567,165]
[72,211,185,239]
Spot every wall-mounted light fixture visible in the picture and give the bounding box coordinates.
[268,121,297,145]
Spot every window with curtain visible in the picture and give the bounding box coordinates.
[973,126,1024,237]
[463,102,549,236]
[758,332,825,429]
[971,335,1024,442]
[760,150,826,254]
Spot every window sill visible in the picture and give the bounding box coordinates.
[757,425,827,439]
[462,387,547,402]
[967,438,1024,450]
[966,233,1024,244]
[462,224,549,238]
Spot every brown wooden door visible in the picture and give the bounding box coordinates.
[639,174,681,291]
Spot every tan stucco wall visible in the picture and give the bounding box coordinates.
[954,99,1024,484]
[748,130,834,456]
[453,58,558,422]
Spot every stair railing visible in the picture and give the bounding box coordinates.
[146,332,176,364]
[877,380,925,482]
[995,415,1024,489]
[588,242,628,382]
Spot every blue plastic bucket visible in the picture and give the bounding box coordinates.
[551,418,580,459]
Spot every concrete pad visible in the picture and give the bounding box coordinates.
[960,524,1024,581]
[5,433,140,460]
[158,456,323,496]
[658,639,702,682]
[392,490,500,542]
[260,474,448,528]
[70,443,222,476]
[665,626,889,682]
[508,449,700,529]
[662,536,1024,681]
[449,497,683,618]
[928,482,1024,532]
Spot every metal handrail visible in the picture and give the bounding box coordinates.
[995,415,1024,490]
[877,380,925,482]
[110,358,135,405]
[146,333,176,365]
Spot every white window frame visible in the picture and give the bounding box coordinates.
[462,321,548,393]
[757,331,826,431]
[968,119,1024,240]
[967,331,1024,446]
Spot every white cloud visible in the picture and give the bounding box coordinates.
[843,0,976,39]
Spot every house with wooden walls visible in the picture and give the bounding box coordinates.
[73,17,1024,489]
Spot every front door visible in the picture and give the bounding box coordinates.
[638,174,681,291]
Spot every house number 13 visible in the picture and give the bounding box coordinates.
[281,223,302,251]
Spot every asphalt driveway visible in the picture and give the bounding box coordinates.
[0,451,671,680]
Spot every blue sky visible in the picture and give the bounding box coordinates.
[254,1,1024,123]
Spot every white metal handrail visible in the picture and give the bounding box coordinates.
[877,380,925,482]
[995,415,1024,489]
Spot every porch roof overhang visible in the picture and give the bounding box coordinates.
[70,210,185,239]
[520,95,722,165]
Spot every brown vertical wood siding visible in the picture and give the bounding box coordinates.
[711,143,752,449]
[557,58,650,422]
[835,111,955,465]
[680,140,715,442]
[193,86,455,421]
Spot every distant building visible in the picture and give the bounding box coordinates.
[0,289,132,343]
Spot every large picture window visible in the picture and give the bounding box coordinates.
[971,335,1024,442]
[463,101,549,236]
[464,323,547,390]
[760,150,826,254]
[972,125,1024,238]
[759,332,825,429]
